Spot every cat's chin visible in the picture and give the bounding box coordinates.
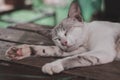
[60,46,78,52]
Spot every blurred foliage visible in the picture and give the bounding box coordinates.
[0,0,103,28]
[78,0,104,22]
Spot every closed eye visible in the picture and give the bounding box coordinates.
[65,32,67,36]
[53,37,60,41]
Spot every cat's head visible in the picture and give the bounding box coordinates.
[52,1,85,52]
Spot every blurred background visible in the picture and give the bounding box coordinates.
[0,0,120,28]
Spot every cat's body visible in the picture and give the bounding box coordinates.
[5,1,120,75]
[80,21,120,60]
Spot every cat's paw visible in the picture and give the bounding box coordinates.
[42,60,64,75]
[5,44,31,60]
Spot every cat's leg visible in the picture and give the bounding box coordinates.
[33,45,87,57]
[42,50,116,75]
[6,44,86,60]
[5,44,60,60]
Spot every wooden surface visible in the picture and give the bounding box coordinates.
[0,23,120,80]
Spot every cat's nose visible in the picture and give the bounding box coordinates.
[61,41,68,46]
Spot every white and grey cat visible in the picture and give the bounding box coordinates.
[5,1,120,75]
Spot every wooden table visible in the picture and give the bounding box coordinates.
[0,23,120,80]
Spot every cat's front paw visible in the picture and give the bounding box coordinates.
[5,44,31,60]
[42,60,64,75]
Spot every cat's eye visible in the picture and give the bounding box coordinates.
[58,38,61,41]
[54,38,61,41]
[55,38,61,41]
[65,33,67,36]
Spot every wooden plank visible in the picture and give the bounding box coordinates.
[0,60,79,80]
[63,61,120,80]
[8,23,53,39]
[0,28,54,45]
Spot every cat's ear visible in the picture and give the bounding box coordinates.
[68,0,83,22]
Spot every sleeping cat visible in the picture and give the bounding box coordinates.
[5,1,120,75]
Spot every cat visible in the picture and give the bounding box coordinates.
[5,0,120,75]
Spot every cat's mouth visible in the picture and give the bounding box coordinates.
[60,45,77,52]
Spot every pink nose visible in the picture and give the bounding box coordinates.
[61,41,67,46]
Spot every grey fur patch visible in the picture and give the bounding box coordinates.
[77,56,93,65]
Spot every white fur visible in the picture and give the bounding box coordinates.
[44,21,120,75]
[42,60,64,75]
